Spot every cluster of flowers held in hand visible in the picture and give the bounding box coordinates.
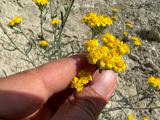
[71,10,144,92]
[72,12,132,92]
[85,33,130,73]
[71,70,93,92]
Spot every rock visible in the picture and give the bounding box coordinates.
[139,27,160,42]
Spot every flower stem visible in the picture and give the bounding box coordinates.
[57,0,75,58]
[40,9,44,39]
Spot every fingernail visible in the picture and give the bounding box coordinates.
[91,70,117,100]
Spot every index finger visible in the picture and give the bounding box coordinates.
[0,54,90,101]
[0,55,91,119]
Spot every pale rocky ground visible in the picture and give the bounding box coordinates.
[0,0,160,120]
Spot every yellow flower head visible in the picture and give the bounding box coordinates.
[82,13,113,29]
[84,32,130,73]
[128,113,135,120]
[87,49,103,64]
[125,21,134,29]
[123,32,128,37]
[71,70,93,92]
[130,36,142,46]
[102,33,130,55]
[51,19,61,25]
[102,33,117,48]
[142,116,149,120]
[116,40,130,55]
[33,0,48,7]
[147,76,160,90]
[8,16,22,28]
[112,8,119,14]
[84,39,99,52]
[99,54,126,73]
[39,40,49,48]
[98,46,110,57]
[111,16,118,21]
[87,46,109,65]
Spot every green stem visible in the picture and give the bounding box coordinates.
[49,0,53,18]
[126,87,151,100]
[18,27,30,42]
[106,106,160,112]
[18,26,37,47]
[40,9,44,38]
[57,0,75,58]
[0,22,36,67]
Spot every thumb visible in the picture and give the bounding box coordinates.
[51,70,116,120]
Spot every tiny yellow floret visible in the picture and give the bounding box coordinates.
[39,40,49,48]
[51,19,61,25]
[8,16,22,28]
[147,76,160,90]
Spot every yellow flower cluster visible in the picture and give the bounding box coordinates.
[142,117,149,120]
[123,32,128,37]
[71,70,93,92]
[112,8,119,14]
[128,113,135,120]
[102,33,130,55]
[99,55,126,73]
[39,40,49,48]
[84,39,99,52]
[130,36,142,46]
[85,33,130,73]
[147,76,160,90]
[125,21,134,29]
[8,16,22,28]
[51,19,61,25]
[128,113,149,120]
[111,16,118,21]
[33,0,48,7]
[111,8,119,22]
[82,13,113,29]
[87,46,109,64]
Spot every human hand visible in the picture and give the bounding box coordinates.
[0,55,116,120]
